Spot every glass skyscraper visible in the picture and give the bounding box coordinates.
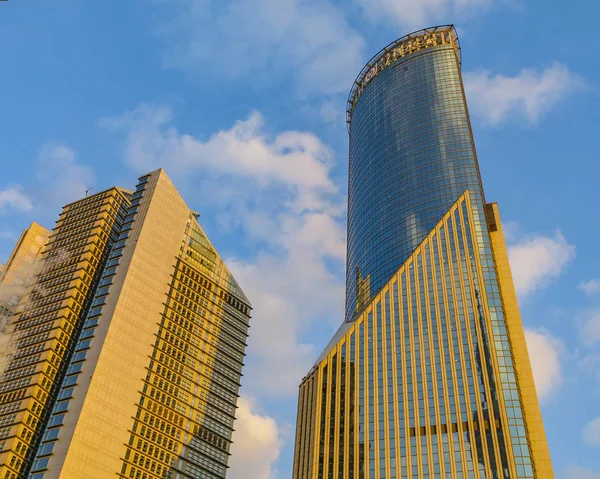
[293,26,553,478]
[0,170,251,479]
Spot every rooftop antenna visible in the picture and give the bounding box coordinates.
[85,188,93,198]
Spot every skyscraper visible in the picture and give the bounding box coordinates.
[293,25,553,479]
[0,169,251,479]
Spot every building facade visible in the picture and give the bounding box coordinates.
[294,26,553,479]
[0,170,251,479]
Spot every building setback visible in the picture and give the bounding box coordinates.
[293,25,553,479]
[0,169,251,479]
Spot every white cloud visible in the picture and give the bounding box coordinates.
[507,231,575,299]
[0,186,33,213]
[228,397,282,479]
[154,0,365,95]
[356,0,489,29]
[584,416,600,447]
[580,279,600,296]
[318,97,346,129]
[524,328,563,401]
[564,466,600,479]
[106,104,346,396]
[464,63,584,125]
[36,144,95,209]
[103,104,335,195]
[580,311,600,347]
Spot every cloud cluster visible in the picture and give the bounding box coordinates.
[464,63,584,125]
[507,231,575,299]
[228,397,282,479]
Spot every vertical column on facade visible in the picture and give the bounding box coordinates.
[366,310,374,479]
[405,271,416,478]
[423,242,442,479]
[390,280,401,479]
[357,321,365,479]
[316,364,327,478]
[448,213,477,476]
[400,272,410,479]
[383,290,394,478]
[375,300,385,479]
[349,331,356,479]
[294,382,305,478]
[431,229,455,477]
[335,342,345,478]
[439,223,465,478]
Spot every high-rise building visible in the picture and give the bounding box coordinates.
[293,25,553,479]
[0,169,251,479]
[0,188,131,479]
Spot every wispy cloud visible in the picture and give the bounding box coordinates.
[580,279,600,297]
[36,144,95,209]
[564,466,600,479]
[153,0,365,95]
[580,310,600,347]
[228,397,282,479]
[583,416,600,448]
[0,186,33,213]
[464,63,584,126]
[105,104,346,396]
[523,328,563,401]
[507,230,575,299]
[355,0,491,30]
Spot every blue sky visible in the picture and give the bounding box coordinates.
[1,0,599,477]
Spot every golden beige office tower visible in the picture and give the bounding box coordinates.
[24,169,251,479]
[293,26,553,479]
[0,188,131,479]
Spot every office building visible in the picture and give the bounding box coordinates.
[293,25,553,479]
[0,169,251,479]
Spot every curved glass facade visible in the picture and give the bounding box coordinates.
[346,39,484,319]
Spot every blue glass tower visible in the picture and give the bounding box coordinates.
[346,26,484,319]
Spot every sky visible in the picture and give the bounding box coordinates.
[1,0,599,477]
